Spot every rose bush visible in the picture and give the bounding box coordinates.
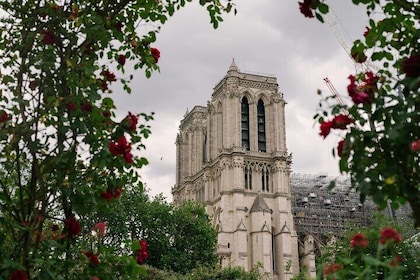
[0,0,235,278]
[299,0,420,227]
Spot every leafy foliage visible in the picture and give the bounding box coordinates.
[300,0,420,227]
[85,187,219,275]
[317,213,420,280]
[0,0,235,278]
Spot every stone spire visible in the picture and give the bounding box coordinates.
[227,58,239,74]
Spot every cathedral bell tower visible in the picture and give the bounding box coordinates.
[172,60,298,280]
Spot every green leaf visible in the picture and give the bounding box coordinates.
[317,3,329,14]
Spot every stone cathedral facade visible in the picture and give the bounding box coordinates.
[172,61,300,280]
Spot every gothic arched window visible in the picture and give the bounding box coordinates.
[241,97,250,150]
[257,99,266,152]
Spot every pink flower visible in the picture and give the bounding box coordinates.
[380,227,401,245]
[91,277,100,280]
[63,216,81,239]
[151,48,160,63]
[118,54,126,66]
[93,222,106,236]
[9,270,27,280]
[350,233,369,248]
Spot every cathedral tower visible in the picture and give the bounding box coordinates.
[172,60,299,280]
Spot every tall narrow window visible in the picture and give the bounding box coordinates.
[257,99,266,152]
[244,166,252,190]
[241,97,250,150]
[262,168,270,192]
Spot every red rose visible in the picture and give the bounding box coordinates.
[41,30,57,45]
[332,114,352,129]
[67,102,76,112]
[127,112,138,131]
[363,26,370,37]
[380,227,401,245]
[389,255,403,267]
[298,0,314,18]
[135,240,149,264]
[81,101,93,112]
[337,140,346,157]
[93,222,106,236]
[350,233,369,248]
[83,251,100,264]
[63,216,81,239]
[402,54,420,77]
[123,151,134,164]
[411,139,420,151]
[0,111,11,122]
[319,120,333,138]
[100,189,114,202]
[9,270,27,280]
[118,54,126,66]
[151,47,160,63]
[109,136,131,155]
[323,263,344,276]
[103,69,116,82]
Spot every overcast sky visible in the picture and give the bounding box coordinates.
[112,0,369,200]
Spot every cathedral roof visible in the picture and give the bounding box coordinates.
[250,194,271,213]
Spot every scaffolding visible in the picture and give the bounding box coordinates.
[290,173,375,245]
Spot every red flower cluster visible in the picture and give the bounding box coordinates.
[63,216,81,239]
[350,233,369,249]
[347,72,378,104]
[323,263,344,276]
[126,112,138,131]
[319,114,353,138]
[0,111,11,122]
[337,140,346,157]
[379,227,401,245]
[151,47,160,63]
[100,187,122,202]
[41,30,57,45]
[9,270,27,280]
[108,136,133,163]
[135,240,149,264]
[83,251,100,265]
[402,54,420,77]
[298,0,315,18]
[103,69,116,82]
[118,54,126,66]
